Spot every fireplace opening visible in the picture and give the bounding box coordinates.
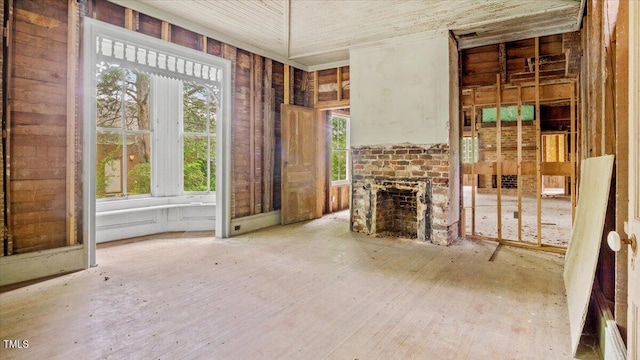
[375,188,418,238]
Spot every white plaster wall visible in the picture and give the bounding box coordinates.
[350,31,451,147]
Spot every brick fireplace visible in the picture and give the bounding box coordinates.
[351,144,455,245]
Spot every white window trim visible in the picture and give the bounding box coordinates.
[83,19,232,266]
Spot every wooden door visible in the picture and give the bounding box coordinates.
[281,105,323,225]
[628,1,640,357]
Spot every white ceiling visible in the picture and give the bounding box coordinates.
[110,0,585,71]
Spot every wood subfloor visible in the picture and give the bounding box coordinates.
[1,211,594,359]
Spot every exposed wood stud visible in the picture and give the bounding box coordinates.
[263,59,274,212]
[496,74,502,242]
[3,0,14,256]
[201,35,207,53]
[161,21,170,41]
[253,54,263,214]
[535,36,542,247]
[499,43,507,83]
[570,86,576,220]
[124,8,134,30]
[284,64,290,105]
[313,70,318,105]
[471,89,477,236]
[336,67,343,101]
[249,56,256,215]
[66,0,79,246]
[517,86,523,242]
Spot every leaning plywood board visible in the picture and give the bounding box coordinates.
[563,155,614,356]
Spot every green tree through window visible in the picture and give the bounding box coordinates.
[331,115,349,182]
[96,63,151,198]
[183,82,217,192]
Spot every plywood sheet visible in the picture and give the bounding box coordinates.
[563,155,614,356]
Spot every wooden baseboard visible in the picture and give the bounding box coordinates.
[0,245,86,287]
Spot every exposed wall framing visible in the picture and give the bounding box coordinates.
[461,32,580,253]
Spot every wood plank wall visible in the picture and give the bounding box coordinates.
[93,0,317,220]
[582,0,628,327]
[7,0,71,254]
[1,0,5,255]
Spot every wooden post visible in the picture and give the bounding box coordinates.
[517,86,523,241]
[535,37,542,246]
[570,86,576,221]
[263,59,274,212]
[201,35,207,53]
[124,8,134,30]
[471,90,477,236]
[253,54,263,213]
[161,21,170,41]
[499,43,507,84]
[336,68,343,101]
[249,56,256,214]
[66,0,79,246]
[313,70,318,105]
[284,64,290,105]
[496,74,502,241]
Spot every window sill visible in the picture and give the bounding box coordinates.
[96,195,215,217]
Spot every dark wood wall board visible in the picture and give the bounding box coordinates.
[93,0,125,27]
[170,25,200,50]
[137,13,162,39]
[9,0,69,253]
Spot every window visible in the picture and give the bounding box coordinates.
[461,136,478,164]
[331,115,349,182]
[182,82,217,192]
[96,65,152,198]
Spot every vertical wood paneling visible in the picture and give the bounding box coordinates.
[10,0,69,253]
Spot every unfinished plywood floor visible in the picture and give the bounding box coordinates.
[1,211,590,359]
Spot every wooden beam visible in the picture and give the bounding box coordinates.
[3,0,14,255]
[284,64,290,105]
[313,99,350,110]
[496,74,502,242]
[517,86,523,242]
[535,37,542,246]
[499,43,507,84]
[263,59,274,212]
[201,35,207,53]
[570,85,577,221]
[336,68,343,101]
[249,56,256,215]
[161,21,170,41]
[66,0,78,246]
[462,82,575,107]
[254,54,263,213]
[471,90,477,236]
[313,70,318,106]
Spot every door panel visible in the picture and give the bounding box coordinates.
[281,105,322,225]
[628,1,640,358]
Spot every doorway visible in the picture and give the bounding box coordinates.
[327,110,350,214]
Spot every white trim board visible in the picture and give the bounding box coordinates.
[0,245,86,287]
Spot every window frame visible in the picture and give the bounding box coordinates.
[84,19,232,266]
[330,114,350,185]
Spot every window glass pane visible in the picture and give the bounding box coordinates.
[96,131,123,198]
[127,133,151,195]
[332,117,347,150]
[183,82,208,133]
[124,70,151,131]
[96,64,123,129]
[332,150,347,182]
[209,136,216,191]
[184,135,208,191]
